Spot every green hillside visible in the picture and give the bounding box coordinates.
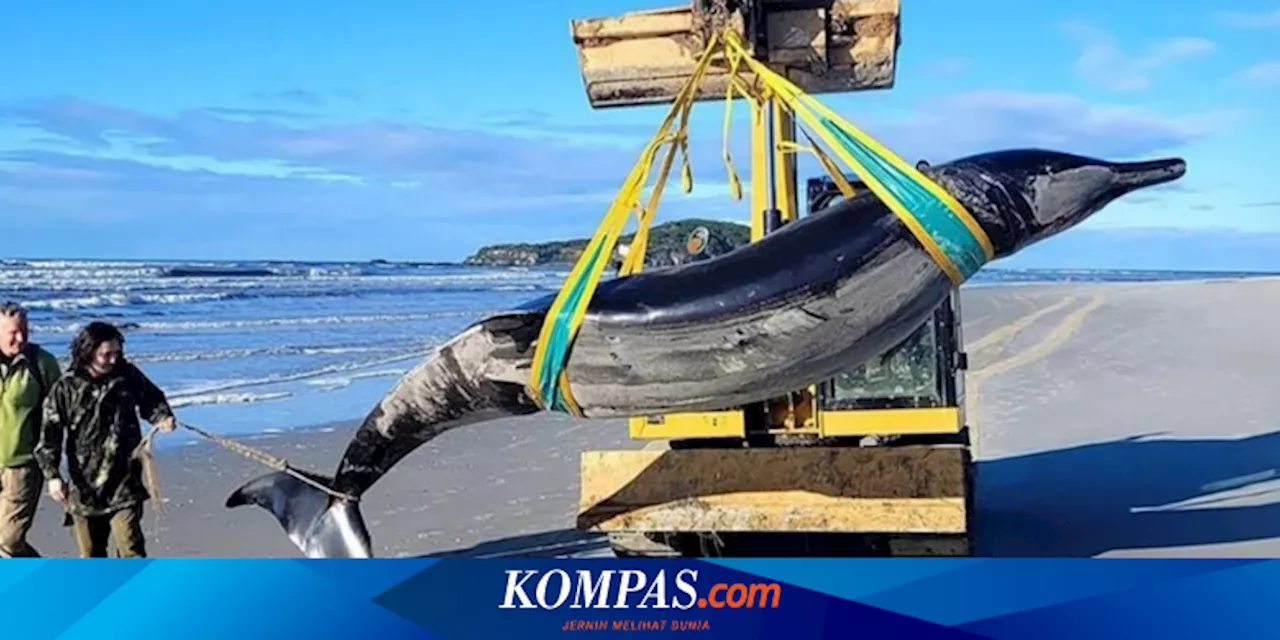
[464,218,750,268]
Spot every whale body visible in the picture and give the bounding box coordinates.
[226,148,1187,558]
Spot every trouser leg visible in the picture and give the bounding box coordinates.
[71,514,111,558]
[0,462,43,558]
[109,504,147,559]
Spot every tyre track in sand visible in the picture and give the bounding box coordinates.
[965,292,1107,456]
[641,291,1106,455]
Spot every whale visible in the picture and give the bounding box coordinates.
[225,148,1187,558]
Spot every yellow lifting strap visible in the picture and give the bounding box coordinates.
[719,30,995,281]
[526,30,725,415]
[527,26,996,415]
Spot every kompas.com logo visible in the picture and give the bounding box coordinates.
[498,568,783,610]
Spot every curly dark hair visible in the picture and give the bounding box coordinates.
[69,321,126,374]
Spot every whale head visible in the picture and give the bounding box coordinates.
[931,149,1187,258]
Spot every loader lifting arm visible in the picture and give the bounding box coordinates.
[570,0,903,108]
[734,0,844,59]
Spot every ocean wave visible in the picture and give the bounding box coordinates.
[1,259,570,282]
[31,311,480,334]
[129,344,394,363]
[169,391,293,409]
[8,281,560,311]
[2,278,559,299]
[0,260,570,331]
[304,368,409,390]
[1,260,157,270]
[19,292,232,311]
[165,349,430,398]
[162,267,277,278]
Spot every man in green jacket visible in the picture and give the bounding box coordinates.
[0,302,61,558]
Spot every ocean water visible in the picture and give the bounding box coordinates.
[0,259,568,447]
[1,258,1271,447]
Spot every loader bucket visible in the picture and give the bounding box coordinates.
[570,0,902,109]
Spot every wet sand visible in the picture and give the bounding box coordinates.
[22,276,1280,558]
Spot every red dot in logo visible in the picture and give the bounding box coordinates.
[698,598,707,608]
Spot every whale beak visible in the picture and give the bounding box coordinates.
[1111,157,1187,192]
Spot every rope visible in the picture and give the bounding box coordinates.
[132,424,165,516]
[127,420,358,504]
[177,421,359,503]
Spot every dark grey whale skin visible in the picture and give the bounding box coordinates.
[224,148,1187,558]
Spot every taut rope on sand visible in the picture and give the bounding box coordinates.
[131,421,360,505]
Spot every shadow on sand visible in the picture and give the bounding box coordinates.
[420,430,1280,558]
[422,529,611,558]
[977,430,1280,556]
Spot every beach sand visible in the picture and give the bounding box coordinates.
[21,277,1280,558]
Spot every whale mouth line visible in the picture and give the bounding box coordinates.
[1113,157,1187,190]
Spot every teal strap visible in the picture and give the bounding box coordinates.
[535,241,609,413]
[822,118,988,281]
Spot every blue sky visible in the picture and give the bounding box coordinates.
[1,0,1277,269]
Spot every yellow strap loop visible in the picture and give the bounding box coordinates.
[720,53,752,202]
[621,95,698,277]
[527,30,726,414]
[720,30,994,284]
[530,24,998,415]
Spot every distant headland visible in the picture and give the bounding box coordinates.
[463,218,750,268]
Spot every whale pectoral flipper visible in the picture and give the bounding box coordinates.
[227,471,373,558]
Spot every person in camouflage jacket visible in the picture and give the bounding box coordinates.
[35,321,176,558]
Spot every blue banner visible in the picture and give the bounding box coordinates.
[2,558,1272,639]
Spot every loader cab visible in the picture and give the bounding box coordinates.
[805,175,968,420]
[650,174,970,444]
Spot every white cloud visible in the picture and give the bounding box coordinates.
[1060,22,1215,91]
[0,86,1244,261]
[1215,8,1280,28]
[859,90,1242,161]
[1237,61,1280,87]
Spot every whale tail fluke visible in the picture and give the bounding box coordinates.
[226,471,373,558]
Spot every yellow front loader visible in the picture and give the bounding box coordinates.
[567,0,976,557]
